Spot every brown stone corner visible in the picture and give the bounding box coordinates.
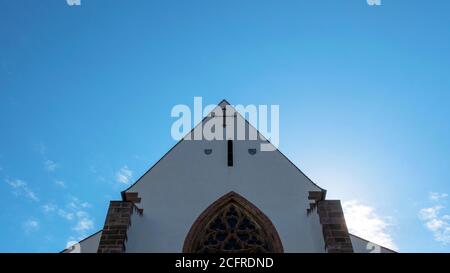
[317,200,354,253]
[97,192,143,253]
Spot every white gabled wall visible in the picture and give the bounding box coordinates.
[124,102,326,252]
[65,102,395,253]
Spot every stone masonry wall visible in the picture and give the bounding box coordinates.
[317,200,354,253]
[97,201,133,253]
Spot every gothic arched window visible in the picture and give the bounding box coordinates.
[183,192,284,253]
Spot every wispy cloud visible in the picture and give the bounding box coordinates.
[343,200,397,250]
[73,211,94,234]
[116,165,133,185]
[38,143,59,172]
[419,192,450,245]
[54,180,66,188]
[68,196,91,210]
[23,219,39,234]
[58,209,74,220]
[44,160,58,172]
[42,203,57,213]
[429,192,448,202]
[56,196,95,238]
[38,143,47,156]
[42,195,94,238]
[6,179,39,202]
[66,0,81,6]
[367,0,381,6]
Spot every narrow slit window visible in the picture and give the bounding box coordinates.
[227,140,233,166]
[222,107,226,128]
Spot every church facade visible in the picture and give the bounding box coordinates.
[63,100,394,253]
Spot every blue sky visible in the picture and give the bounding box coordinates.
[1,0,450,252]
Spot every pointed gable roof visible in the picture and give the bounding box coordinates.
[121,99,326,199]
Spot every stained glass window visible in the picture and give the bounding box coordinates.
[183,192,283,253]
